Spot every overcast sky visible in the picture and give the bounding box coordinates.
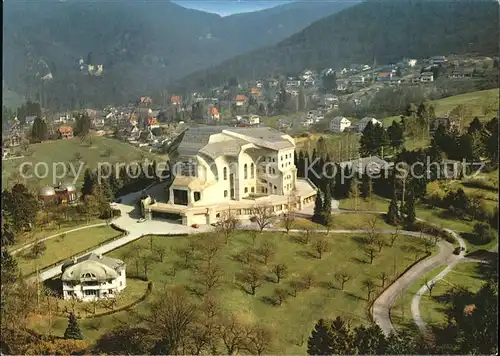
[172,0,293,16]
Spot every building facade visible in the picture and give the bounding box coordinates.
[145,126,316,225]
[61,253,126,301]
[329,116,351,132]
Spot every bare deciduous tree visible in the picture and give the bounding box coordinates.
[237,247,255,265]
[389,227,400,247]
[197,262,224,294]
[242,265,263,295]
[366,216,379,245]
[314,238,330,259]
[289,280,304,297]
[216,208,240,244]
[377,272,388,288]
[257,241,276,265]
[274,288,289,306]
[244,324,274,355]
[272,263,288,284]
[282,192,297,234]
[362,279,376,301]
[364,246,377,264]
[145,286,198,354]
[302,273,315,289]
[334,272,351,290]
[425,279,435,297]
[374,236,385,252]
[219,313,248,355]
[199,236,223,265]
[154,245,167,262]
[252,204,276,233]
[300,229,312,245]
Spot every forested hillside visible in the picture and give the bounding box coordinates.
[173,0,499,93]
[2,0,354,109]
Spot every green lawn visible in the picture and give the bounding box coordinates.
[29,278,149,340]
[338,195,390,212]
[17,225,122,276]
[279,213,393,231]
[31,229,435,353]
[10,218,104,251]
[420,262,488,327]
[382,88,499,126]
[390,266,446,332]
[2,136,165,190]
[391,262,489,332]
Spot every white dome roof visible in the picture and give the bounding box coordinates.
[39,186,56,197]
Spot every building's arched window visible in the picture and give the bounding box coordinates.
[250,163,254,178]
[224,190,228,198]
[223,167,227,180]
[244,164,248,179]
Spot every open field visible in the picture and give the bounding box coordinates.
[10,218,104,251]
[28,229,434,352]
[2,136,165,190]
[281,212,394,231]
[382,88,499,126]
[17,225,122,276]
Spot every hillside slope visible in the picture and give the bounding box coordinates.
[2,0,355,109]
[174,0,499,92]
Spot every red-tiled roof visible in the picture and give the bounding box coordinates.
[235,95,248,101]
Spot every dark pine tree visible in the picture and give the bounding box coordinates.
[81,169,96,198]
[312,190,324,224]
[386,191,400,225]
[64,312,84,340]
[322,183,333,226]
[361,168,372,200]
[404,192,416,228]
[307,319,334,356]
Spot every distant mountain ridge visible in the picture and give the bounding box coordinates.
[2,0,356,109]
[173,0,499,93]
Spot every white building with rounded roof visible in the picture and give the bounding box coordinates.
[61,253,126,301]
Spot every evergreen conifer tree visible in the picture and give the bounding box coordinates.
[322,183,333,226]
[64,312,83,340]
[386,192,400,225]
[307,319,334,356]
[312,190,323,224]
[404,192,416,227]
[81,169,96,198]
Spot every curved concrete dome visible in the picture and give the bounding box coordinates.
[39,186,56,197]
[62,260,119,282]
[61,183,76,192]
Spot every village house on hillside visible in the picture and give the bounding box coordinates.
[235,95,248,107]
[61,253,126,301]
[58,126,74,139]
[144,126,317,226]
[329,116,352,132]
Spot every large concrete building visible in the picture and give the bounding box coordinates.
[144,126,317,225]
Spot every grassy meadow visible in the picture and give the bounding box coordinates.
[2,136,165,190]
[30,229,435,353]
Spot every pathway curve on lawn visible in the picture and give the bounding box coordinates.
[32,187,210,283]
[328,209,465,336]
[410,230,497,334]
[11,222,107,255]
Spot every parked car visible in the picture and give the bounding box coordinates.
[192,224,200,228]
[137,218,146,223]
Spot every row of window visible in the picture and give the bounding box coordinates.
[223,164,255,180]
